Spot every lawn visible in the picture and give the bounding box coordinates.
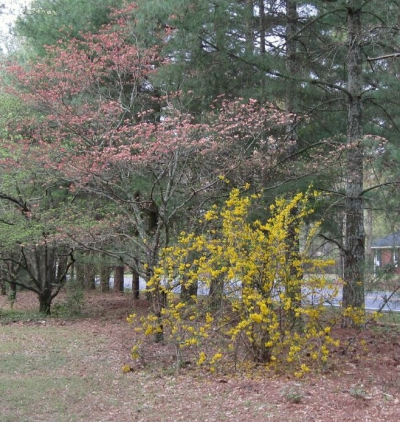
[1,291,400,421]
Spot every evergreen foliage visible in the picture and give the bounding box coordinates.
[14,0,123,56]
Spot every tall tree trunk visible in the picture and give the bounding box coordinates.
[132,264,140,300]
[114,264,125,293]
[100,265,110,293]
[8,282,17,307]
[259,0,266,54]
[285,0,298,148]
[84,263,96,290]
[243,0,254,56]
[76,262,85,287]
[0,270,5,295]
[365,206,373,276]
[342,0,365,318]
[285,0,301,326]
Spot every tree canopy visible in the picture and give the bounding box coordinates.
[2,0,400,321]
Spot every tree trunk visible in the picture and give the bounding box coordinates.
[152,287,166,343]
[132,266,140,300]
[8,282,17,307]
[145,265,153,301]
[0,274,5,295]
[284,0,302,327]
[286,206,302,327]
[57,255,68,285]
[209,274,224,311]
[100,265,110,293]
[342,0,365,318]
[76,262,85,288]
[259,0,266,54]
[39,290,52,315]
[365,206,373,277]
[114,265,124,293]
[181,277,198,304]
[69,261,75,282]
[243,0,254,56]
[285,0,298,147]
[84,263,96,290]
[23,244,59,314]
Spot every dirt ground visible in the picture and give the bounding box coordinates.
[1,290,400,421]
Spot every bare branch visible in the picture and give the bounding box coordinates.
[367,52,400,61]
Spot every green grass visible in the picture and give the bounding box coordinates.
[0,376,88,421]
[0,308,46,323]
[0,325,131,422]
[373,310,400,327]
[0,327,72,374]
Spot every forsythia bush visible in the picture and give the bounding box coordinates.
[129,187,341,376]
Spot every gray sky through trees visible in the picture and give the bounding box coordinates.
[0,0,31,52]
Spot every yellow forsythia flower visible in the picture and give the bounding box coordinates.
[197,352,207,366]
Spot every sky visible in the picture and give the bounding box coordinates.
[0,0,31,52]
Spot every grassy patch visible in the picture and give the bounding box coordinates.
[0,308,45,324]
[0,325,130,421]
[377,311,400,326]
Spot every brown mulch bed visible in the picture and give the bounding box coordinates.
[1,290,400,421]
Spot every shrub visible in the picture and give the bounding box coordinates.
[52,279,84,317]
[129,187,340,375]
